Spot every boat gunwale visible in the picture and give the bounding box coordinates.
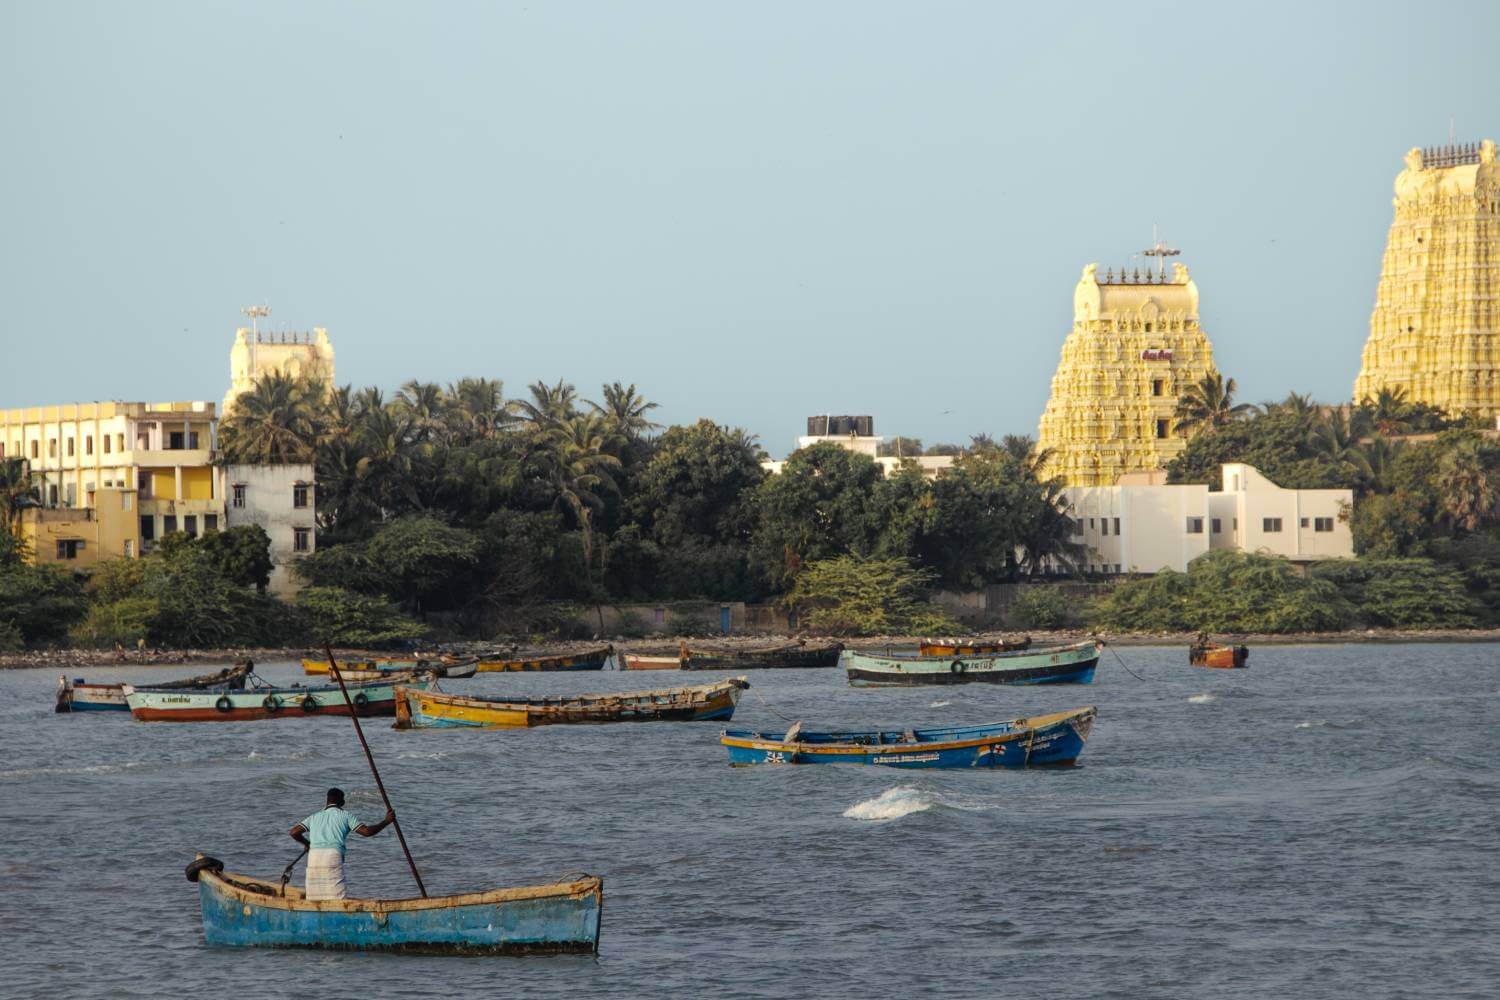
[199,862,602,914]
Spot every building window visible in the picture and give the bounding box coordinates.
[1113,517,1121,535]
[1314,517,1334,533]
[103,434,111,454]
[1156,419,1171,439]
[1233,518,1238,530]
[293,483,309,509]
[140,516,155,541]
[1088,518,1095,529]
[0,442,4,458]
[117,433,125,452]
[67,437,74,456]
[48,484,58,506]
[1152,379,1164,397]
[49,438,57,457]
[1211,518,1221,534]
[1113,564,1121,574]
[56,540,82,560]
[184,515,198,538]
[163,514,178,534]
[293,527,311,553]
[1300,517,1309,528]
[1186,517,1204,534]
[205,514,218,532]
[169,431,185,450]
[85,435,93,455]
[64,483,76,506]
[1263,517,1283,533]
[189,431,200,449]
[1101,519,1109,537]
[122,493,132,511]
[137,471,152,499]
[232,483,246,508]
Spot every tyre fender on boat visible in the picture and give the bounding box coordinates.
[950,660,965,675]
[185,856,224,882]
[262,694,282,713]
[353,691,370,708]
[214,695,234,713]
[301,695,319,712]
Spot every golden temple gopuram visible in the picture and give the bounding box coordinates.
[1037,259,1218,487]
[1354,139,1500,418]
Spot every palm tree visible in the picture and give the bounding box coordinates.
[0,458,35,564]
[1437,438,1497,532]
[1361,387,1417,436]
[1173,371,1257,437]
[446,378,511,442]
[537,413,622,573]
[219,372,321,463]
[395,380,448,443]
[1349,436,1404,494]
[587,382,660,444]
[510,378,578,429]
[356,406,423,516]
[967,433,998,455]
[1307,409,1360,464]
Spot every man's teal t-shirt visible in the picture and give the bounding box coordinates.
[301,806,366,858]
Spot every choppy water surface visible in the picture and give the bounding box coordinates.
[2,645,1497,999]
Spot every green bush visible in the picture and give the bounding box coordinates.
[0,621,23,652]
[1310,558,1480,629]
[783,555,958,637]
[1006,586,1075,629]
[71,596,159,648]
[1088,550,1349,633]
[296,586,426,646]
[0,564,88,646]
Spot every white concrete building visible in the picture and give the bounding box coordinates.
[1063,462,1353,575]
[224,464,316,595]
[761,415,956,479]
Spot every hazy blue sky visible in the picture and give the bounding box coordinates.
[2,1,1495,456]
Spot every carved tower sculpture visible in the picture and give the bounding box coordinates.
[1037,260,1219,487]
[223,321,336,417]
[1354,140,1500,418]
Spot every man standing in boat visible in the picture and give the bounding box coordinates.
[289,788,395,900]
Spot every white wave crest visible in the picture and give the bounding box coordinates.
[1187,693,1216,704]
[1295,720,1323,729]
[929,700,952,708]
[843,786,933,822]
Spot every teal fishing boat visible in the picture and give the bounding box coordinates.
[844,639,1101,687]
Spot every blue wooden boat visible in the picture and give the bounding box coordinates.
[188,855,602,955]
[721,706,1096,768]
[844,639,1101,687]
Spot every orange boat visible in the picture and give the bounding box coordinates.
[1189,642,1249,669]
[919,636,1031,656]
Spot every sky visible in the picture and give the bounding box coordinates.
[2,1,1496,458]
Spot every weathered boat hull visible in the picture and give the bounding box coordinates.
[682,643,844,670]
[332,661,478,682]
[722,707,1096,768]
[303,656,456,675]
[844,641,1101,687]
[194,860,601,955]
[619,653,683,670]
[476,646,613,672]
[395,677,748,729]
[1190,644,1249,669]
[56,663,251,713]
[124,676,435,722]
[918,637,1031,656]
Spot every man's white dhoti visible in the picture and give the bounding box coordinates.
[305,847,347,900]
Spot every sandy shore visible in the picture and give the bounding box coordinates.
[6,627,1500,670]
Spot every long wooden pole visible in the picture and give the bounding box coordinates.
[325,643,427,898]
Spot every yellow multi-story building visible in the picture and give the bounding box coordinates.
[1037,261,1219,487]
[1354,139,1500,418]
[0,401,224,567]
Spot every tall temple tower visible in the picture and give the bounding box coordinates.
[1354,139,1500,418]
[1037,258,1219,487]
[222,306,336,416]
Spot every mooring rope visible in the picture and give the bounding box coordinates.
[747,685,801,723]
[1107,642,1154,682]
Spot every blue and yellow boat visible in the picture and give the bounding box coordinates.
[721,706,1096,768]
[844,639,1101,687]
[188,855,602,955]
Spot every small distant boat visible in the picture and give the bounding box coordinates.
[188,854,602,955]
[722,706,1097,768]
[302,654,459,676]
[124,673,437,722]
[475,645,613,672]
[55,662,253,713]
[394,677,750,729]
[332,659,479,682]
[682,641,844,670]
[618,651,684,670]
[918,636,1031,656]
[1189,642,1249,669]
[844,640,1101,687]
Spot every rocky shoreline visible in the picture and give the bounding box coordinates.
[6,627,1500,670]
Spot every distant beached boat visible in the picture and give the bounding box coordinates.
[55,662,253,713]
[844,640,1101,687]
[188,854,602,955]
[721,706,1097,768]
[681,641,844,670]
[302,654,460,675]
[618,651,685,670]
[475,645,613,672]
[331,660,478,682]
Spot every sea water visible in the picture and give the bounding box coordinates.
[2,645,1496,998]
